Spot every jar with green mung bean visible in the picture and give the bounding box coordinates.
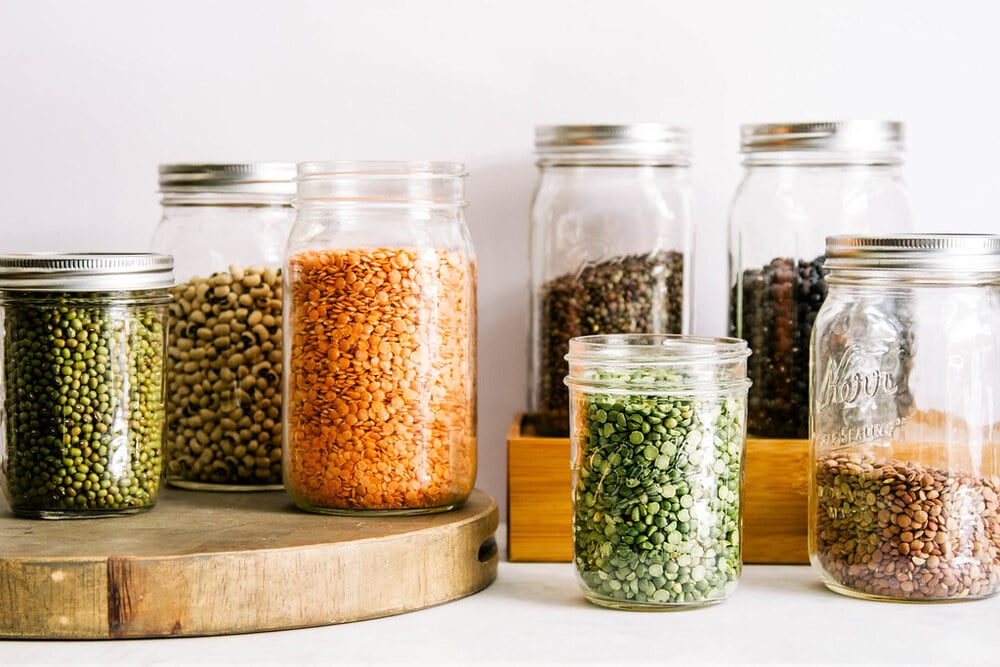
[151,163,294,490]
[0,253,172,519]
[565,334,751,610]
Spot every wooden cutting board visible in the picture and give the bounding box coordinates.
[0,488,498,639]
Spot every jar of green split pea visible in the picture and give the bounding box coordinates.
[565,334,750,609]
[0,253,173,519]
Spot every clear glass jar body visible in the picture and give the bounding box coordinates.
[566,334,750,610]
[530,141,693,436]
[730,149,911,439]
[150,166,295,490]
[0,255,171,519]
[284,161,477,515]
[809,236,1000,602]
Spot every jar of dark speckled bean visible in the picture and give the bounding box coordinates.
[0,253,172,519]
[529,125,694,436]
[728,121,911,439]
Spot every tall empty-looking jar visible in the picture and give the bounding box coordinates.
[529,124,693,436]
[151,163,295,490]
[810,235,1000,602]
[729,121,911,439]
[284,161,477,515]
[0,253,172,518]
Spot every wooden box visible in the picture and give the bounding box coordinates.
[507,415,808,564]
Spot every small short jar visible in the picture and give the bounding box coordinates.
[810,235,1000,602]
[565,334,750,610]
[0,253,173,519]
[284,161,477,515]
[151,163,295,490]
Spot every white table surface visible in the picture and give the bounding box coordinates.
[5,525,999,666]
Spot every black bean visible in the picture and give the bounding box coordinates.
[731,256,826,438]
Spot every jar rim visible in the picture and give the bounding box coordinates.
[297,161,467,179]
[741,120,903,154]
[535,123,691,166]
[159,163,296,197]
[826,234,1000,279]
[0,253,174,291]
[565,334,750,364]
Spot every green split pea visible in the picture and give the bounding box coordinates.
[1,293,166,517]
[572,384,744,608]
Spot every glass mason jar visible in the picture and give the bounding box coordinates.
[150,163,295,490]
[565,334,750,610]
[0,253,172,518]
[810,235,1000,602]
[529,124,694,436]
[729,121,911,439]
[284,161,477,515]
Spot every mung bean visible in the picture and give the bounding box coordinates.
[2,293,165,517]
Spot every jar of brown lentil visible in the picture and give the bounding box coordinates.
[810,234,1000,602]
[284,161,477,515]
[150,163,295,490]
[529,124,694,437]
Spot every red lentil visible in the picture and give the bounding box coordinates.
[285,246,476,513]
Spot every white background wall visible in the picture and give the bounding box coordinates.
[2,0,999,518]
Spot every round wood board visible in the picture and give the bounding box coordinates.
[0,488,498,639]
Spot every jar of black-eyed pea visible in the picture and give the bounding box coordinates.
[565,334,750,610]
[0,253,172,519]
[151,163,295,490]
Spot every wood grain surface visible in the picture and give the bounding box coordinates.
[508,415,809,564]
[0,488,498,639]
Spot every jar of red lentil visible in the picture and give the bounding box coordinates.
[284,161,477,515]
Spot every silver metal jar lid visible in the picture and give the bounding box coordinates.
[159,163,296,195]
[0,253,174,291]
[534,124,691,164]
[741,120,903,154]
[825,234,1000,275]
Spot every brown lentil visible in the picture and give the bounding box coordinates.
[165,265,283,488]
[285,247,476,513]
[814,452,1000,601]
